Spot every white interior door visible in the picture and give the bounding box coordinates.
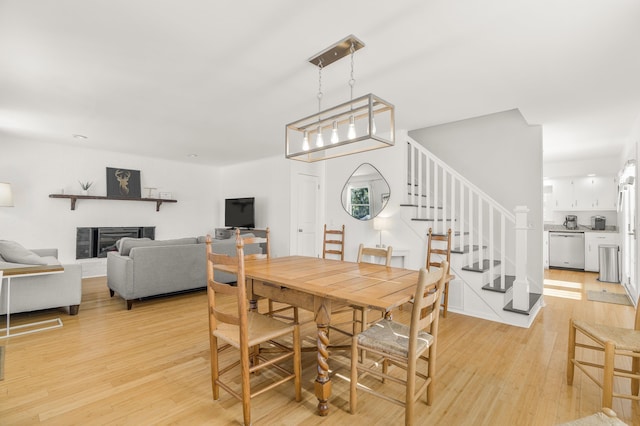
[296,173,319,257]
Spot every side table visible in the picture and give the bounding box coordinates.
[0,265,65,339]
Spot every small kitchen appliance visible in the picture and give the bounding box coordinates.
[591,215,606,230]
[564,215,578,230]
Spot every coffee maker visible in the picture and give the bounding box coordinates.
[563,215,578,230]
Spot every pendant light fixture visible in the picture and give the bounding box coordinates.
[285,35,395,163]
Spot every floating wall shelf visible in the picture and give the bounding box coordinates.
[49,194,177,211]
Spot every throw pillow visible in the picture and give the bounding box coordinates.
[0,240,48,265]
[39,256,62,266]
[116,237,150,253]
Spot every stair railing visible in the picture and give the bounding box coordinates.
[405,136,518,291]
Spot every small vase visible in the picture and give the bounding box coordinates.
[82,189,88,196]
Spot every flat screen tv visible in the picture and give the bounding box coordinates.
[225,197,255,229]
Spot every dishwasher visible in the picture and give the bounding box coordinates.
[549,232,585,269]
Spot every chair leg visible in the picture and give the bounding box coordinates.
[352,309,359,336]
[567,319,576,385]
[251,345,260,375]
[293,326,302,402]
[360,308,368,362]
[382,358,389,384]
[602,341,615,409]
[632,355,640,396]
[210,335,220,400]
[240,342,252,426]
[442,281,449,318]
[350,335,359,414]
[426,345,436,405]
[406,354,417,425]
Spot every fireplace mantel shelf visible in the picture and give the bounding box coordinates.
[49,194,177,212]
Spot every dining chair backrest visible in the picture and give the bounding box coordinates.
[426,228,451,275]
[241,227,270,260]
[357,244,393,267]
[323,224,345,260]
[206,233,249,342]
[411,262,447,344]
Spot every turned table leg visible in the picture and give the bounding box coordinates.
[314,297,332,416]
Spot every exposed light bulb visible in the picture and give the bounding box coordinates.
[371,117,377,135]
[302,131,310,151]
[347,116,356,139]
[315,126,324,147]
[331,121,339,144]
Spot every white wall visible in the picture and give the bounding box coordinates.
[218,155,292,258]
[1,138,218,275]
[323,140,421,266]
[544,157,621,178]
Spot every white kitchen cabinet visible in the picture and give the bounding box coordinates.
[584,232,619,272]
[548,176,617,211]
[590,176,617,210]
[572,177,592,209]
[549,178,574,210]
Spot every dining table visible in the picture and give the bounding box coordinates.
[236,255,442,417]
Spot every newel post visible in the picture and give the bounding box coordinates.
[513,206,530,311]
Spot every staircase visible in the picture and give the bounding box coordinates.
[402,135,542,328]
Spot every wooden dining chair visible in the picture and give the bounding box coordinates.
[328,244,393,339]
[205,234,302,426]
[425,228,454,317]
[350,262,448,426]
[357,244,393,267]
[323,224,345,260]
[356,244,393,333]
[256,228,299,323]
[567,295,640,409]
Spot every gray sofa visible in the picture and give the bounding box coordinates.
[106,235,261,310]
[0,248,82,315]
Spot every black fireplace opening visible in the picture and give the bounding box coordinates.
[76,226,155,259]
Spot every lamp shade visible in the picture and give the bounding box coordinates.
[373,216,388,231]
[0,182,14,207]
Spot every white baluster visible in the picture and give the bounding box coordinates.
[489,206,494,288]
[468,190,474,268]
[513,206,530,311]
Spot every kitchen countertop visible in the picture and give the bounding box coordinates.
[544,224,618,233]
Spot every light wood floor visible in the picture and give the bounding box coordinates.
[0,270,638,425]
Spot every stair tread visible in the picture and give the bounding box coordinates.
[461,259,501,272]
[411,218,455,222]
[451,244,484,254]
[401,203,444,210]
[482,275,516,293]
[503,293,542,315]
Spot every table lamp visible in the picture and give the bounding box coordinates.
[0,182,14,207]
[373,216,388,248]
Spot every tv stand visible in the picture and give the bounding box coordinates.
[214,228,265,240]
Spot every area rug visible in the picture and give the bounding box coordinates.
[0,345,4,380]
[559,411,628,426]
[587,290,632,306]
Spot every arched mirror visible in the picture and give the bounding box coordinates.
[341,163,390,220]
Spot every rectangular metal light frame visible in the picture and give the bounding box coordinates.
[285,93,395,163]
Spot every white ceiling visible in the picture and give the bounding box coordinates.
[1,0,639,166]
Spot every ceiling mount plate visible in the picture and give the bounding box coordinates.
[308,34,365,68]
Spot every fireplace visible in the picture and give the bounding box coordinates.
[76,226,155,259]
